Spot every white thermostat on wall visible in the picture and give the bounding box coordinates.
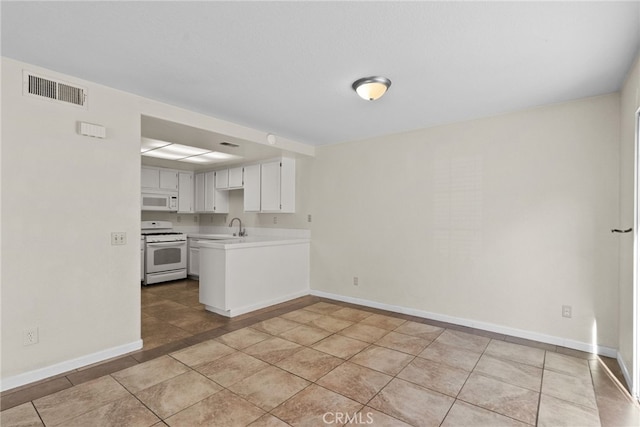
[78,121,106,139]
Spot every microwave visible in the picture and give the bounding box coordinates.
[141,191,178,211]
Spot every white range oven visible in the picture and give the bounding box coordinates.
[141,221,187,285]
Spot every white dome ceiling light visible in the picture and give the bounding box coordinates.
[352,76,391,101]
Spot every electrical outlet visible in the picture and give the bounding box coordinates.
[176,215,182,223]
[23,327,39,346]
[273,216,278,224]
[308,214,312,223]
[353,276,359,286]
[562,305,572,318]
[194,216,199,223]
[111,232,126,245]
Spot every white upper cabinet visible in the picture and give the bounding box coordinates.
[215,169,229,190]
[228,167,243,189]
[195,172,205,212]
[159,169,179,191]
[260,158,295,213]
[141,166,179,191]
[243,164,261,212]
[178,172,194,213]
[195,171,229,214]
[213,167,242,190]
[214,173,229,213]
[204,172,215,211]
[141,166,160,188]
[260,161,281,212]
[143,158,295,215]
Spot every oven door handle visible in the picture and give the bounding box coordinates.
[146,241,187,247]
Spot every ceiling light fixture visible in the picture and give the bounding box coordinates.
[352,76,391,101]
[141,138,242,164]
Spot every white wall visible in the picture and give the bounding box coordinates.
[1,58,142,383]
[310,94,621,350]
[618,53,640,388]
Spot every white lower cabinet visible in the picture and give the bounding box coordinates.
[199,240,310,317]
[188,240,200,277]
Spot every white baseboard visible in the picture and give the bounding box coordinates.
[311,290,618,358]
[1,339,143,393]
[207,289,310,318]
[617,351,634,395]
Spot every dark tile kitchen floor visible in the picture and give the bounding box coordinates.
[2,279,639,426]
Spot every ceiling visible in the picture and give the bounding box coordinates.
[2,2,639,146]
[140,115,288,171]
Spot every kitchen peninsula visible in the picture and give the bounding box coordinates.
[198,236,310,317]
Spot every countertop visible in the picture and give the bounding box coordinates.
[187,234,236,239]
[195,235,310,249]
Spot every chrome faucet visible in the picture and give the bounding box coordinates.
[229,217,245,237]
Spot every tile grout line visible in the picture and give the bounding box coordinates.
[586,354,605,426]
[535,349,548,426]
[447,337,543,426]
[439,335,488,426]
[30,401,46,427]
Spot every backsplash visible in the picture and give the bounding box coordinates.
[198,225,311,238]
[141,211,310,238]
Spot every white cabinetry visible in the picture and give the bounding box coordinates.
[143,158,295,214]
[178,172,194,213]
[243,164,261,212]
[214,172,229,213]
[199,239,310,317]
[213,167,242,190]
[141,167,160,188]
[260,158,295,213]
[195,172,205,212]
[204,171,216,211]
[229,167,243,189]
[159,169,178,191]
[215,169,229,190]
[188,238,200,277]
[195,171,229,213]
[141,166,179,191]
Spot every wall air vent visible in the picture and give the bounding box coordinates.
[23,71,87,108]
[220,141,240,148]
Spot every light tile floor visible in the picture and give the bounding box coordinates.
[2,281,640,426]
